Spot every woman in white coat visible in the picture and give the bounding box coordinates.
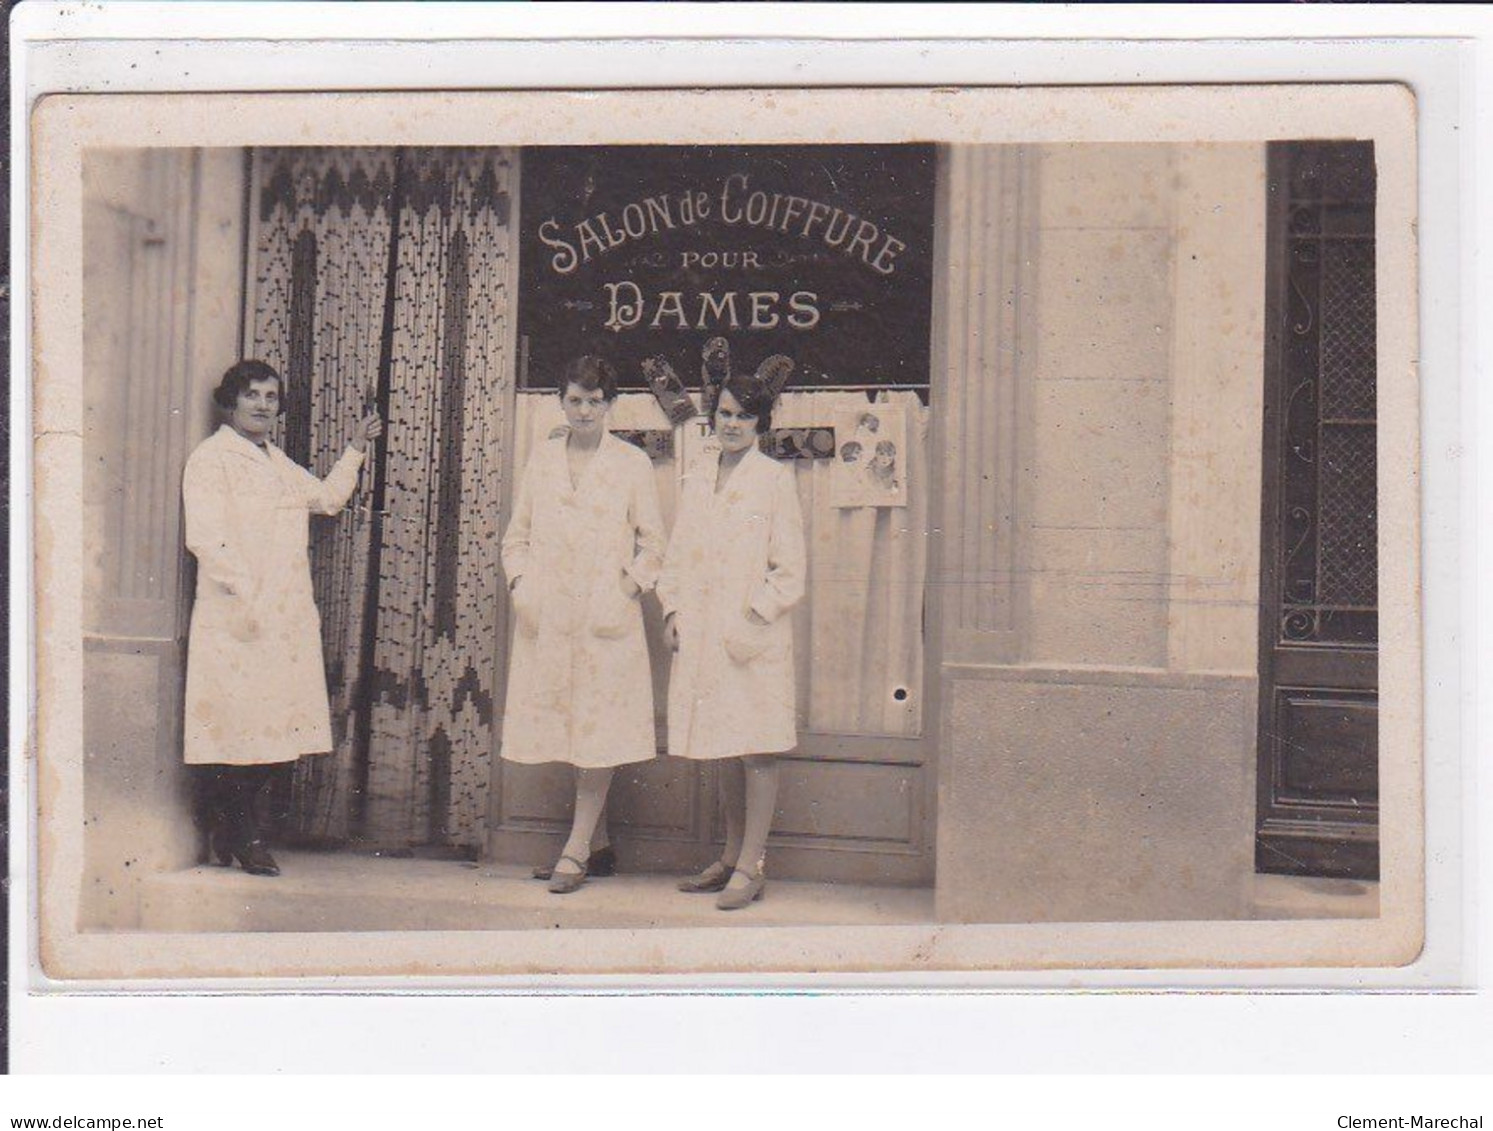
[500,355,666,894]
[658,369,807,910]
[183,360,381,877]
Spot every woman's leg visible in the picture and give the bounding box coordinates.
[219,768,254,850]
[718,757,747,869]
[553,767,615,876]
[243,765,276,836]
[717,754,777,907]
[218,764,281,875]
[676,761,745,892]
[198,766,234,862]
[730,753,779,879]
[591,793,612,853]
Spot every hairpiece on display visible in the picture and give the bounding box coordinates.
[701,336,731,418]
[641,355,698,424]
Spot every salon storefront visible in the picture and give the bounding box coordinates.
[80,139,1378,927]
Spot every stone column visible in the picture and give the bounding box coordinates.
[81,148,245,928]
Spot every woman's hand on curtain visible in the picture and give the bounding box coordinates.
[664,613,681,652]
[351,412,384,453]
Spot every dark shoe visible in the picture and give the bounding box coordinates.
[235,840,280,878]
[546,855,588,895]
[210,824,236,867]
[588,845,618,877]
[677,860,733,894]
[533,845,616,881]
[716,865,765,911]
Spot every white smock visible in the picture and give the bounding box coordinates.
[658,446,807,761]
[182,425,365,766]
[499,431,666,768]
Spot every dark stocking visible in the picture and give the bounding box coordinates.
[215,765,282,875]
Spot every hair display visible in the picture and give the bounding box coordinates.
[716,352,795,435]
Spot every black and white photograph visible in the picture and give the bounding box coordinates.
[29,83,1421,980]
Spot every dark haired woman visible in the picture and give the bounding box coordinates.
[500,355,666,894]
[182,360,382,876]
[658,369,807,910]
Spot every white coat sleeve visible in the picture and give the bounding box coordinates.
[500,456,537,587]
[298,447,366,515]
[623,457,666,593]
[183,448,256,600]
[748,464,808,625]
[655,476,694,622]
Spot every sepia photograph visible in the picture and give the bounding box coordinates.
[29,84,1421,980]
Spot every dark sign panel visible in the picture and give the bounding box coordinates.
[517,144,936,393]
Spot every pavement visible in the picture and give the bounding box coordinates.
[135,849,1379,934]
[1245,872,1380,920]
[139,850,937,933]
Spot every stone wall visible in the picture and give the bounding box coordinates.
[81,148,245,928]
[935,144,1267,923]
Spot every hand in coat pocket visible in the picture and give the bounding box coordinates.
[722,611,775,665]
[590,574,638,640]
[511,577,541,639]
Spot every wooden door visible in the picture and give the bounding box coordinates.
[1256,141,1379,880]
[485,143,940,885]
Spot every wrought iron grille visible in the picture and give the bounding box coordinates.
[1276,141,1378,647]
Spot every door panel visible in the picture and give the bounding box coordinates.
[770,759,922,845]
[1274,691,1378,802]
[1256,141,1379,880]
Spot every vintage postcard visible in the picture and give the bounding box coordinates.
[27,84,1420,982]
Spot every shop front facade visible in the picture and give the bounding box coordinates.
[78,139,1378,928]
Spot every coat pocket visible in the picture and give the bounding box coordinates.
[722,614,776,665]
[512,577,541,639]
[589,575,636,640]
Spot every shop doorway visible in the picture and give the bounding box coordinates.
[486,392,938,886]
[484,144,940,886]
[1256,140,1380,880]
[241,144,939,885]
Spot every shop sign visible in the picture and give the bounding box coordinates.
[518,144,935,392]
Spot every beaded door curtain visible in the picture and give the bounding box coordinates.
[244,147,515,851]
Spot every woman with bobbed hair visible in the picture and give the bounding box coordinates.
[183,359,382,876]
[499,354,667,894]
[658,365,807,910]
